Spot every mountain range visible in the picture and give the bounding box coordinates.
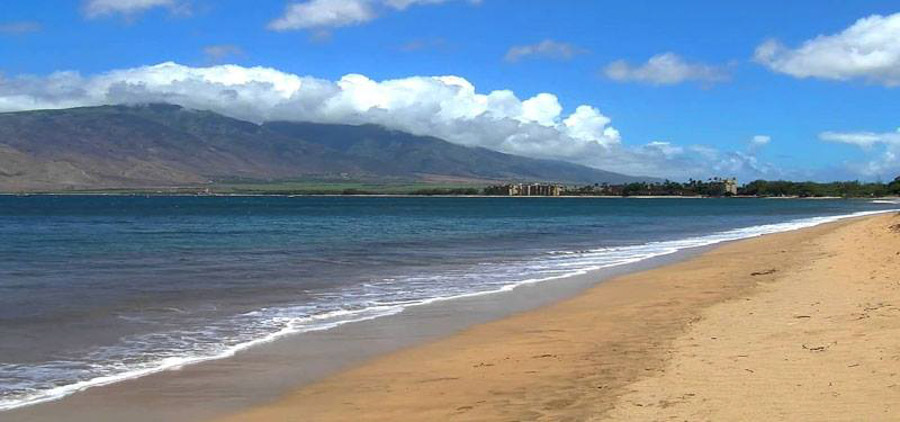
[0,104,648,192]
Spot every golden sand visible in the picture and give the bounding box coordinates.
[219,213,900,421]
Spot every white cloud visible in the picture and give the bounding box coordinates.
[710,151,779,179]
[520,93,562,126]
[747,134,771,153]
[642,141,684,158]
[384,0,479,10]
[821,130,900,148]
[268,0,375,31]
[0,62,786,180]
[749,135,771,147]
[504,40,588,63]
[268,0,478,32]
[604,53,731,86]
[0,21,42,35]
[564,106,619,145]
[83,0,187,19]
[755,13,900,86]
[820,129,900,177]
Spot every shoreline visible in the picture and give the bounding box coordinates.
[3,234,714,422]
[217,212,900,421]
[2,192,899,200]
[3,210,898,421]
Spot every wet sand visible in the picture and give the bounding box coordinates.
[220,213,900,421]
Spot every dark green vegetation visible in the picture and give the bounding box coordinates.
[739,178,900,198]
[548,177,900,198]
[557,179,737,197]
[487,178,740,197]
[0,104,647,192]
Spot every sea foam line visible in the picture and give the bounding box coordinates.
[1,207,897,412]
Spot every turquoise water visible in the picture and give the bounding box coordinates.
[0,196,897,410]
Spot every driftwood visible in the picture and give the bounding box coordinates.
[802,344,828,352]
[750,269,778,276]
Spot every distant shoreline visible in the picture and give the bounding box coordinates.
[1,192,896,200]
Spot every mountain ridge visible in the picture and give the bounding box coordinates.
[0,104,653,191]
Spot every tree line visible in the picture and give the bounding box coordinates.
[738,178,900,198]
[478,176,900,198]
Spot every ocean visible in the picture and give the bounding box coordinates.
[1,196,897,411]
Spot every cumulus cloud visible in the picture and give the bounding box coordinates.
[820,129,900,177]
[755,13,900,86]
[749,135,771,147]
[203,45,245,63]
[0,21,42,35]
[83,0,188,19]
[268,0,375,31]
[747,134,771,153]
[269,0,477,32]
[0,62,785,180]
[504,40,588,63]
[604,53,731,86]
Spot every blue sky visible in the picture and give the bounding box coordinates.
[1,0,899,181]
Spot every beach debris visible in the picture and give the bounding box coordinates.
[852,313,871,321]
[863,302,890,312]
[802,342,835,352]
[794,315,812,319]
[751,269,778,276]
[889,223,900,233]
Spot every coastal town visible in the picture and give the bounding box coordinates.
[485,178,739,197]
[480,176,900,198]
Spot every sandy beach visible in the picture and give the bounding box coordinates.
[219,212,900,421]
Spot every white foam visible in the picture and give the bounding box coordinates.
[2,207,897,412]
